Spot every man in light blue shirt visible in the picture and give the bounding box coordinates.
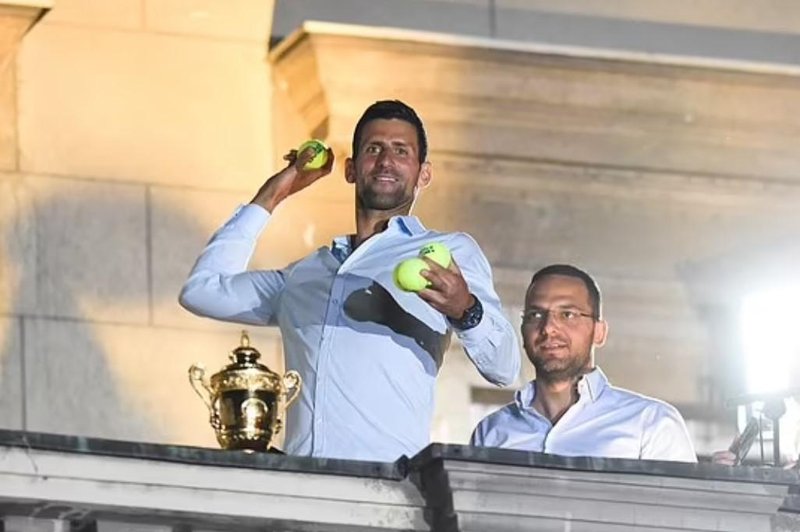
[471,264,697,462]
[180,100,520,462]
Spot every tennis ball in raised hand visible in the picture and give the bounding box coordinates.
[419,242,451,268]
[297,139,329,170]
[394,258,431,292]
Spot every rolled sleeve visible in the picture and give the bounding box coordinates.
[223,203,271,237]
[456,310,519,385]
[451,233,521,386]
[178,203,286,326]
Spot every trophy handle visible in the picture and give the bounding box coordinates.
[189,364,215,413]
[282,370,302,407]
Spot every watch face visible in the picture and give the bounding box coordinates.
[465,309,482,327]
[455,297,483,330]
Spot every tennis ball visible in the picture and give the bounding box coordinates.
[419,242,451,268]
[394,258,431,292]
[297,139,329,170]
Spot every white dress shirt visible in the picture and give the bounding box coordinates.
[180,204,520,462]
[471,367,697,463]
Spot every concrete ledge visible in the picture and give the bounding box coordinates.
[1,432,798,531]
[0,433,425,531]
[412,445,800,532]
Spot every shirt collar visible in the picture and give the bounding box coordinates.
[578,366,609,403]
[331,235,352,258]
[330,215,427,258]
[393,215,426,236]
[515,366,609,411]
[515,380,537,411]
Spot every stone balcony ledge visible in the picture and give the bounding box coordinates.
[1,430,798,531]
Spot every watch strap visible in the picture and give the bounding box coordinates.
[448,295,483,330]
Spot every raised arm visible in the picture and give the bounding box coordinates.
[179,145,335,325]
[179,205,286,325]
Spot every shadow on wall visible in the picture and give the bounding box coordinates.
[0,178,208,442]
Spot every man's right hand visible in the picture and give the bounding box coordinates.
[711,449,737,466]
[250,146,335,212]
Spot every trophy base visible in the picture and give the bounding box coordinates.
[216,426,288,454]
[216,431,275,453]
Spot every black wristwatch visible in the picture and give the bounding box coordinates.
[448,295,483,330]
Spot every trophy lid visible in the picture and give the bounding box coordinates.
[228,330,265,367]
[208,331,282,393]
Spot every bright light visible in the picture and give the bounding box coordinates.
[740,284,800,394]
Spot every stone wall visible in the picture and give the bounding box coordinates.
[2,0,799,459]
[0,0,281,449]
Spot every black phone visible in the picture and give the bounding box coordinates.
[728,417,760,466]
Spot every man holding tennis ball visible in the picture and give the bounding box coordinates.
[180,100,520,462]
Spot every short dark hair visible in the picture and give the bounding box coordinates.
[351,100,428,164]
[529,264,602,319]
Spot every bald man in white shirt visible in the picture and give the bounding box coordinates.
[471,264,697,463]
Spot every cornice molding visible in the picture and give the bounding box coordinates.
[271,21,800,77]
[271,23,800,186]
[0,2,50,68]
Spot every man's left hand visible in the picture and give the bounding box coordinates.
[418,258,474,320]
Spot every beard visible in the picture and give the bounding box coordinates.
[528,344,592,384]
[356,178,414,211]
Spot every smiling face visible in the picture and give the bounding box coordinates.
[345,118,431,213]
[522,274,608,383]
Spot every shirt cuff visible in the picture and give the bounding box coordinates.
[227,203,271,239]
[455,310,494,347]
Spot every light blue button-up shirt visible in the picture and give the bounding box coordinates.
[471,367,697,462]
[180,204,520,461]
